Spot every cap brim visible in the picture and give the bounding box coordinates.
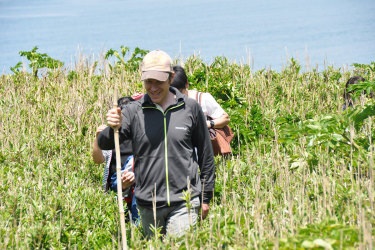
[141,71,169,81]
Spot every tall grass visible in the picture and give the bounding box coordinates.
[0,53,374,249]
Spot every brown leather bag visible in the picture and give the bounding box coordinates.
[196,92,234,156]
[208,120,234,155]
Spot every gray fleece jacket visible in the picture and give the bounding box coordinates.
[97,87,215,208]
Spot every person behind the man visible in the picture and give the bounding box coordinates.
[342,76,374,110]
[92,96,142,225]
[97,50,215,238]
[343,76,365,110]
[171,65,230,130]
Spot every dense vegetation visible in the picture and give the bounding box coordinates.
[1,47,374,249]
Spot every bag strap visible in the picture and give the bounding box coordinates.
[132,156,135,172]
[195,91,203,106]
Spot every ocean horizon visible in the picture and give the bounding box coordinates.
[1,0,374,73]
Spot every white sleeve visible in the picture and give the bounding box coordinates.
[201,93,225,119]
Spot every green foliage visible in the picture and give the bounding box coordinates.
[323,65,342,83]
[279,102,375,175]
[280,114,349,149]
[9,62,22,74]
[184,56,257,153]
[346,79,375,102]
[247,103,273,140]
[105,46,148,73]
[349,103,375,131]
[14,46,64,77]
[274,221,360,249]
[281,57,301,77]
[352,61,375,77]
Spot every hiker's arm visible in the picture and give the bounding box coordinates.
[92,125,107,163]
[193,104,215,220]
[203,93,230,128]
[207,111,230,129]
[194,112,215,196]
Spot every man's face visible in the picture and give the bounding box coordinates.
[144,77,170,105]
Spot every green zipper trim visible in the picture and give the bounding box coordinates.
[143,102,184,206]
[163,115,169,205]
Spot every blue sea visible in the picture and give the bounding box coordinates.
[0,0,374,73]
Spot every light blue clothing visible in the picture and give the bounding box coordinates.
[109,155,139,224]
[110,155,133,194]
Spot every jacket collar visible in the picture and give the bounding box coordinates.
[142,87,185,108]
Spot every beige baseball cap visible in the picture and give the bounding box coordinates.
[141,50,173,81]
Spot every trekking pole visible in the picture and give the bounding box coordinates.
[113,88,128,250]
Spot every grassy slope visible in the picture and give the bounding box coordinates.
[0,56,374,249]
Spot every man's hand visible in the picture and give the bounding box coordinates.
[121,171,135,190]
[201,203,210,220]
[106,107,122,129]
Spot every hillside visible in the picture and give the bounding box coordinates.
[1,49,374,249]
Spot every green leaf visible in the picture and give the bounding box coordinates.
[306,124,321,130]
[313,238,334,250]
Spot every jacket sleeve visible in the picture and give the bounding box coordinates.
[97,126,115,150]
[192,103,216,204]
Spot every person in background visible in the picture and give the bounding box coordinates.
[97,50,215,238]
[171,65,230,130]
[92,95,143,224]
[343,76,366,110]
